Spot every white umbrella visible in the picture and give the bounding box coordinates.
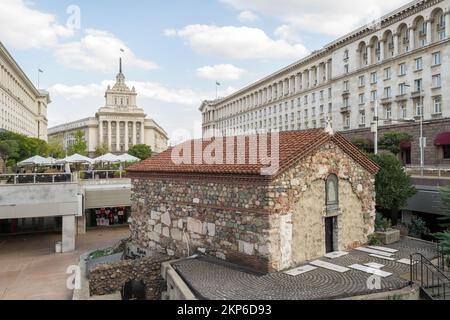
[61,153,94,164]
[94,153,121,163]
[18,155,48,166]
[44,157,57,165]
[117,153,140,162]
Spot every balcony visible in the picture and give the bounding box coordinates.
[380,96,392,104]
[395,94,408,101]
[340,106,350,113]
[411,91,423,98]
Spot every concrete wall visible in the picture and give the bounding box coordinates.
[0,183,81,220]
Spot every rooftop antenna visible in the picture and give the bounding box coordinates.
[119,48,125,73]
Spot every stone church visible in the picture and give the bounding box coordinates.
[127,128,379,272]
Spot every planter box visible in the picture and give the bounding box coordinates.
[375,229,400,245]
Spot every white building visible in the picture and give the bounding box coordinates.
[201,0,450,139]
[0,42,50,140]
[48,59,169,155]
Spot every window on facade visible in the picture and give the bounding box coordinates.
[326,174,339,207]
[344,64,349,74]
[360,111,366,125]
[415,58,423,71]
[344,114,350,128]
[399,83,407,95]
[384,87,391,99]
[359,93,365,104]
[328,103,332,113]
[343,81,349,91]
[370,72,378,84]
[415,101,423,117]
[399,63,407,76]
[384,67,391,80]
[358,75,365,87]
[343,49,349,60]
[414,79,423,92]
[399,104,407,119]
[432,74,442,88]
[371,90,377,102]
[433,52,441,65]
[385,106,392,119]
[434,96,442,114]
[444,145,450,159]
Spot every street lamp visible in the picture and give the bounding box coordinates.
[404,84,425,171]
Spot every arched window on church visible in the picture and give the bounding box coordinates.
[127,98,129,105]
[115,98,117,105]
[120,98,123,105]
[326,174,339,209]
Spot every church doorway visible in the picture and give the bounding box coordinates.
[325,217,335,253]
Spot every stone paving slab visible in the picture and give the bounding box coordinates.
[172,237,438,300]
[349,264,392,278]
[354,247,393,257]
[369,254,396,261]
[310,260,350,273]
[284,265,317,276]
[368,246,398,253]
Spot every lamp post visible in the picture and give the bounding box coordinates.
[404,84,425,171]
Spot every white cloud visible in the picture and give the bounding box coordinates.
[221,0,410,37]
[274,25,302,45]
[0,0,73,49]
[196,64,245,81]
[49,80,236,107]
[54,29,158,72]
[238,10,259,23]
[165,24,309,60]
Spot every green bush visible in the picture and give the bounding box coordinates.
[368,233,383,246]
[406,217,428,238]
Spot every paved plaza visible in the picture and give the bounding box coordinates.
[173,238,438,300]
[0,227,129,300]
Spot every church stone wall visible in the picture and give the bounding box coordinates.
[129,142,376,272]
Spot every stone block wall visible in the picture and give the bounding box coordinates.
[89,254,170,300]
[130,141,376,272]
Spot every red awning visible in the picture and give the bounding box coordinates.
[400,141,411,149]
[434,132,450,146]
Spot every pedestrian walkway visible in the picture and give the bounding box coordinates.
[0,227,129,300]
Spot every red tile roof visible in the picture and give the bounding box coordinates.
[127,129,379,178]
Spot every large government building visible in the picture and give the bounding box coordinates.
[0,42,51,141]
[201,0,450,166]
[48,60,169,156]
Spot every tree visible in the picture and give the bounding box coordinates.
[128,144,151,160]
[435,187,450,261]
[379,131,413,156]
[94,143,110,157]
[47,140,65,159]
[368,153,416,225]
[0,130,47,165]
[67,131,88,156]
[0,140,19,169]
[351,138,374,153]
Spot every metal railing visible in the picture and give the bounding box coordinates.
[410,253,450,300]
[0,173,73,185]
[78,170,124,180]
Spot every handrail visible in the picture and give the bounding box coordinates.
[410,252,450,300]
[0,173,73,184]
[78,170,124,180]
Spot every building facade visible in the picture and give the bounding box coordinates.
[201,0,450,166]
[127,129,378,272]
[48,60,169,156]
[0,42,50,141]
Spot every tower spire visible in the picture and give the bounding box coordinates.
[119,57,122,74]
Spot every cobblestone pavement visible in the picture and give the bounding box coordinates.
[173,237,438,300]
[0,227,129,300]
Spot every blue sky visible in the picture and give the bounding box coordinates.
[0,0,410,141]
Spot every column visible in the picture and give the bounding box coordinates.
[379,41,385,61]
[366,46,372,65]
[409,27,415,50]
[99,120,103,145]
[125,121,129,151]
[132,121,137,146]
[324,62,329,82]
[426,19,432,45]
[141,122,145,145]
[446,12,450,38]
[107,121,112,150]
[393,33,399,56]
[116,121,120,152]
[308,70,312,88]
[62,215,76,253]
